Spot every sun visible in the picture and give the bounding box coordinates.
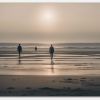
[40,9,55,24]
[36,8,57,34]
[43,10,54,21]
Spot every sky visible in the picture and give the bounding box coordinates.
[0,3,100,43]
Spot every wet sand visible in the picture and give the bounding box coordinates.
[0,43,100,96]
[0,75,100,96]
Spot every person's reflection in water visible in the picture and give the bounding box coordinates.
[51,59,54,73]
[18,59,21,65]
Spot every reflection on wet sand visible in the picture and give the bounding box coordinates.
[17,53,21,65]
[0,43,100,76]
[18,59,21,65]
[51,59,54,73]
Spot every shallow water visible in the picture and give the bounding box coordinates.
[0,43,100,75]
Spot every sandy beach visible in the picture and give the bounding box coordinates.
[0,75,100,96]
[0,43,100,96]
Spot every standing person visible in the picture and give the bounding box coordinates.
[17,44,22,59]
[35,46,37,51]
[49,44,54,60]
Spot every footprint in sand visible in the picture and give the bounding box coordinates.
[80,78,87,82]
[67,78,72,80]
[7,87,15,90]
[26,87,32,90]
[61,78,79,84]
[81,77,86,79]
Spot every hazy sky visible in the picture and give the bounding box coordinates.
[0,3,100,43]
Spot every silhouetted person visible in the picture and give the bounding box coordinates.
[35,46,37,51]
[49,44,54,60]
[17,44,22,59]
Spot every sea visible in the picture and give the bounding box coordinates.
[0,43,100,76]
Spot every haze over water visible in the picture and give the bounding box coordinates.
[0,3,100,43]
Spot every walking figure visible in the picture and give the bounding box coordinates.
[49,44,54,60]
[17,44,22,59]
